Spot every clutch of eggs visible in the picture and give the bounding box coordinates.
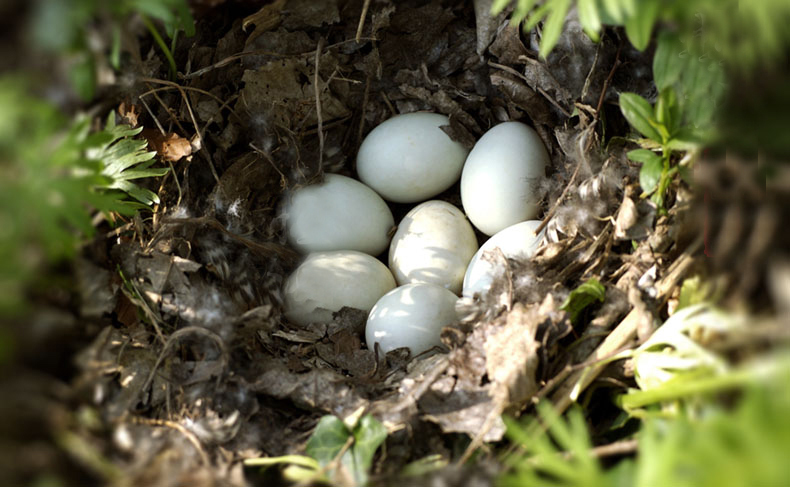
[281,114,550,357]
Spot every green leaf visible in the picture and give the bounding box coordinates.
[538,0,572,59]
[577,0,602,42]
[524,1,551,32]
[69,54,96,101]
[512,0,539,27]
[401,455,448,477]
[628,149,663,194]
[627,149,659,165]
[655,88,680,135]
[165,0,196,37]
[623,0,659,51]
[679,57,725,128]
[349,415,387,485]
[560,278,605,324]
[491,0,513,15]
[244,454,320,470]
[653,32,686,91]
[110,25,122,70]
[130,0,176,26]
[305,416,350,466]
[305,414,387,486]
[666,127,708,151]
[619,92,662,142]
[601,0,627,23]
[677,276,710,311]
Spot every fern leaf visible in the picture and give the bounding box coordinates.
[83,112,166,206]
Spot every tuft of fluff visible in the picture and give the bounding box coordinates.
[545,156,624,241]
[160,278,243,343]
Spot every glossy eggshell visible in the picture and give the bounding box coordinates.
[356,112,469,203]
[460,122,549,236]
[365,283,459,356]
[283,251,396,326]
[462,220,544,298]
[388,200,478,294]
[284,174,395,255]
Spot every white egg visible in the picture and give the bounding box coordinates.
[389,200,478,294]
[356,112,469,203]
[460,122,549,236]
[365,283,459,356]
[462,220,544,298]
[283,251,396,326]
[283,174,394,255]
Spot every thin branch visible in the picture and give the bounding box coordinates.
[314,37,326,173]
[355,0,372,42]
[594,43,622,124]
[138,85,243,124]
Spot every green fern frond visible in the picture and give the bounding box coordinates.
[86,112,168,208]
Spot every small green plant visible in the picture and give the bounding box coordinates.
[244,412,388,486]
[620,31,725,208]
[501,402,607,487]
[86,111,169,208]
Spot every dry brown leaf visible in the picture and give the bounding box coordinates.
[142,129,193,162]
[614,194,640,240]
[614,186,657,241]
[248,358,367,415]
[485,302,541,407]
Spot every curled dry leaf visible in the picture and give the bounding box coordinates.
[141,129,193,162]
